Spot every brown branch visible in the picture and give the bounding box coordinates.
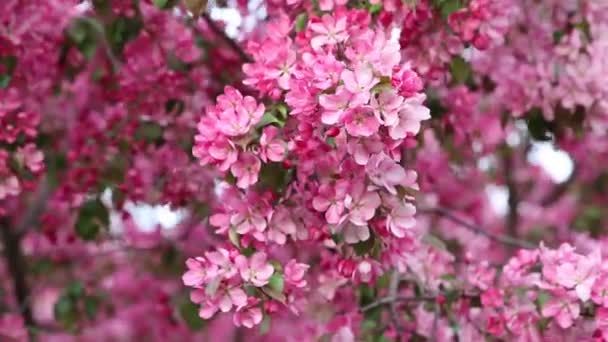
[421,207,535,249]
[504,153,520,253]
[388,272,403,339]
[200,13,252,63]
[1,218,34,328]
[16,177,51,237]
[540,166,577,206]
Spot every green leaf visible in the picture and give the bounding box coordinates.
[180,301,205,330]
[353,232,375,256]
[256,112,283,129]
[84,296,100,319]
[268,273,284,293]
[262,287,286,304]
[75,198,109,240]
[259,315,271,335]
[525,108,554,141]
[0,55,17,89]
[135,121,164,144]
[449,55,472,85]
[369,4,383,15]
[153,0,169,8]
[66,282,85,299]
[54,296,78,327]
[106,16,143,56]
[295,13,308,32]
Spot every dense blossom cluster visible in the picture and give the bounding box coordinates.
[2,0,608,341]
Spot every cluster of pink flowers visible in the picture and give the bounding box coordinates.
[189,6,431,328]
[183,248,308,327]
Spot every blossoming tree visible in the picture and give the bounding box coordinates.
[2,0,608,341]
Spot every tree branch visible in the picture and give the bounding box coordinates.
[16,177,51,237]
[421,207,535,249]
[504,153,520,253]
[388,272,403,339]
[1,218,34,328]
[200,13,251,63]
[540,166,577,206]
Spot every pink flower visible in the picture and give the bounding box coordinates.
[15,143,44,173]
[230,153,261,189]
[343,108,381,137]
[391,64,423,98]
[319,87,367,125]
[366,153,416,195]
[591,273,608,307]
[218,287,248,312]
[268,206,297,245]
[344,182,380,225]
[312,181,349,224]
[259,126,286,162]
[234,252,275,287]
[309,14,348,51]
[0,175,20,200]
[388,94,430,139]
[233,304,263,328]
[371,89,403,126]
[541,293,580,329]
[284,259,309,288]
[386,202,416,238]
[342,223,370,244]
[341,65,378,99]
[481,288,504,308]
[205,248,237,279]
[230,209,267,235]
[0,314,27,342]
[183,257,217,287]
[214,87,265,136]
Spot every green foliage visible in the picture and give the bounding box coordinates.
[295,13,308,32]
[75,198,109,240]
[180,301,205,330]
[268,273,285,293]
[352,232,376,256]
[431,0,466,18]
[0,55,17,89]
[449,56,473,85]
[107,16,143,56]
[525,108,554,141]
[66,18,101,60]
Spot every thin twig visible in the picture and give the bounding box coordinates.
[421,207,535,249]
[361,295,436,312]
[388,272,403,339]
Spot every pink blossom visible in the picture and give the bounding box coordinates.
[312,181,349,224]
[233,302,263,328]
[541,293,581,329]
[342,223,370,244]
[344,182,380,225]
[341,65,378,99]
[284,259,309,288]
[230,153,261,189]
[234,252,275,287]
[343,108,381,137]
[259,126,286,162]
[309,14,348,51]
[371,89,403,126]
[366,153,416,195]
[183,257,216,287]
[319,87,367,125]
[386,202,416,238]
[388,93,430,139]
